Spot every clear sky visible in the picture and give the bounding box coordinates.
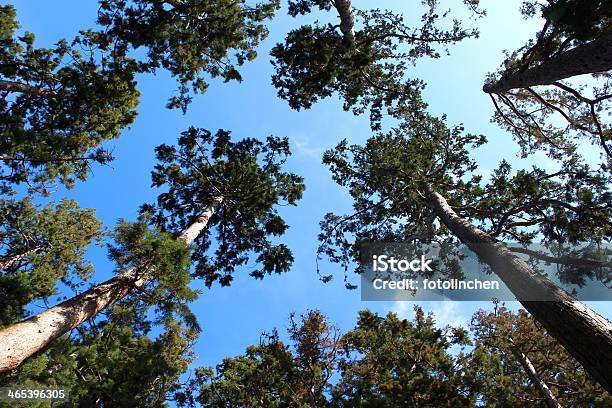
[11,0,612,372]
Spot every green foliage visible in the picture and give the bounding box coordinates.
[177,310,338,407]
[469,302,612,406]
[0,219,199,407]
[335,308,473,407]
[0,5,139,194]
[108,216,199,329]
[98,0,280,111]
[486,0,612,163]
[317,110,611,282]
[271,1,481,129]
[1,307,196,407]
[0,198,103,325]
[143,128,305,287]
[173,306,609,407]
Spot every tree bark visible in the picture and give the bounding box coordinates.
[508,338,562,408]
[421,182,612,393]
[0,80,55,97]
[0,195,223,373]
[0,246,43,270]
[483,33,612,94]
[333,0,355,41]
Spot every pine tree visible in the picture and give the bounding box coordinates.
[0,128,304,372]
[0,198,103,326]
[483,0,612,160]
[271,0,481,129]
[316,110,612,391]
[175,307,474,407]
[1,1,281,193]
[483,0,612,93]
[0,5,139,194]
[470,302,612,406]
[174,306,612,407]
[97,0,281,111]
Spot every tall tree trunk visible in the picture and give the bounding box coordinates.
[420,182,612,392]
[333,0,355,41]
[483,33,612,94]
[508,338,562,408]
[0,80,55,97]
[0,246,43,270]
[0,195,223,373]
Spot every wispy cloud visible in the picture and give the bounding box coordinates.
[389,301,469,328]
[293,137,326,161]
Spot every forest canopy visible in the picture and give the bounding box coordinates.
[0,0,610,406]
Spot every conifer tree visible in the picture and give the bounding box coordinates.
[0,128,304,372]
[177,305,610,406]
[316,110,612,392]
[271,0,482,129]
[0,5,139,194]
[97,0,281,111]
[1,0,281,193]
[175,307,475,407]
[483,0,612,160]
[0,198,103,326]
[470,302,612,406]
[483,0,612,93]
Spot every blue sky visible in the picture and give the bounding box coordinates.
[12,0,612,372]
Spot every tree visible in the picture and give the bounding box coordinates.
[483,0,612,93]
[483,0,612,160]
[271,0,482,129]
[0,197,103,326]
[470,302,612,407]
[333,307,474,407]
[316,110,612,391]
[1,303,197,407]
[0,128,304,372]
[175,307,475,407]
[0,5,140,194]
[97,0,281,111]
[1,0,281,193]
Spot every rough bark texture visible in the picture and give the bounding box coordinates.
[483,33,612,93]
[333,0,355,41]
[0,80,55,97]
[421,183,612,393]
[0,196,223,373]
[509,339,562,408]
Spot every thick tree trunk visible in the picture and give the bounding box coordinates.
[0,246,43,270]
[0,80,55,97]
[508,339,562,408]
[421,183,612,392]
[333,0,355,41]
[483,33,612,94]
[0,196,223,373]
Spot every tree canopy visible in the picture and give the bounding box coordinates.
[98,0,281,111]
[484,0,612,161]
[0,198,103,326]
[271,0,482,129]
[0,5,139,194]
[174,305,610,407]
